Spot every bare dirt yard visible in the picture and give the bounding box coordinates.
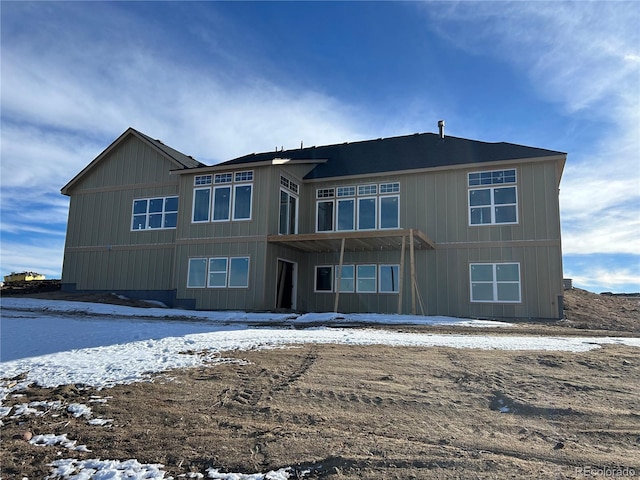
[2,288,639,479]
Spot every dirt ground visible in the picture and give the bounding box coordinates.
[2,288,639,479]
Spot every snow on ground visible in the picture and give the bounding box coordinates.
[2,297,640,480]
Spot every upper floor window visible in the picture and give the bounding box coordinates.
[279,175,299,235]
[132,196,178,230]
[192,171,253,223]
[468,169,517,225]
[194,175,212,186]
[317,182,400,232]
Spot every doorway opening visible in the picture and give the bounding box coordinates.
[276,259,296,310]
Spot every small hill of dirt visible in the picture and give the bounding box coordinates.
[562,287,639,332]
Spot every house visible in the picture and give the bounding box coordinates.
[61,123,567,319]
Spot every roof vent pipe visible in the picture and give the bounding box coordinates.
[438,120,445,139]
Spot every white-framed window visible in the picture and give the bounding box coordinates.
[194,175,212,186]
[316,181,400,233]
[212,186,232,221]
[192,171,253,223]
[336,198,355,231]
[187,256,250,289]
[468,169,518,225]
[315,265,333,292]
[192,188,211,223]
[279,188,298,234]
[229,257,250,288]
[280,175,299,194]
[335,265,355,293]
[187,258,207,288]
[379,195,399,229]
[132,196,179,230]
[356,265,377,293]
[316,200,334,232]
[208,257,228,288]
[358,197,377,230]
[470,263,521,303]
[379,265,400,293]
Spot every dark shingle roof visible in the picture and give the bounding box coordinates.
[221,132,565,180]
[134,129,205,169]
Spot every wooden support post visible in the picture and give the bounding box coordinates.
[409,229,416,315]
[398,234,406,315]
[334,237,346,313]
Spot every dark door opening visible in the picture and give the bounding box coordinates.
[276,260,295,310]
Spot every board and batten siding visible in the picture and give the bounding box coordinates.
[62,135,180,296]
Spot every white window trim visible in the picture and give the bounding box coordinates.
[228,257,250,288]
[378,194,400,230]
[334,264,355,293]
[232,183,253,221]
[357,196,377,230]
[356,264,377,293]
[279,188,299,235]
[469,262,522,303]
[208,257,229,288]
[314,265,334,293]
[336,198,356,232]
[187,258,207,288]
[212,185,232,222]
[316,199,335,232]
[468,186,519,226]
[379,264,400,294]
[131,196,179,231]
[192,187,211,223]
[468,169,517,187]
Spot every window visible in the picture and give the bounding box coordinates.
[193,188,211,223]
[212,186,231,221]
[358,197,377,230]
[279,189,298,234]
[229,257,250,288]
[195,175,212,186]
[187,258,207,288]
[317,200,334,232]
[193,171,253,223]
[280,176,299,194]
[379,195,399,229]
[357,265,377,293]
[468,169,518,225]
[379,265,399,293]
[208,258,228,288]
[470,263,521,303]
[315,266,333,292]
[337,198,355,231]
[132,196,179,230]
[335,265,355,293]
[187,256,250,289]
[317,182,400,233]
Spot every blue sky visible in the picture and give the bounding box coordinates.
[1,1,639,293]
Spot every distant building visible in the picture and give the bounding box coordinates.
[4,272,46,283]
[61,124,566,319]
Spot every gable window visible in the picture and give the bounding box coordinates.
[379,265,399,293]
[356,265,377,293]
[470,263,521,303]
[468,169,518,225]
[132,196,179,230]
[335,265,355,293]
[315,266,333,292]
[192,171,253,223]
[187,256,250,289]
[195,175,212,186]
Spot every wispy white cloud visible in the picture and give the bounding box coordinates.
[423,1,640,257]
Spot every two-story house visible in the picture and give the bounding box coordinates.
[61,123,566,319]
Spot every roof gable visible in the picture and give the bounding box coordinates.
[219,132,566,180]
[61,128,204,195]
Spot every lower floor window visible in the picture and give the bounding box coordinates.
[470,262,521,303]
[315,263,399,294]
[187,256,250,289]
